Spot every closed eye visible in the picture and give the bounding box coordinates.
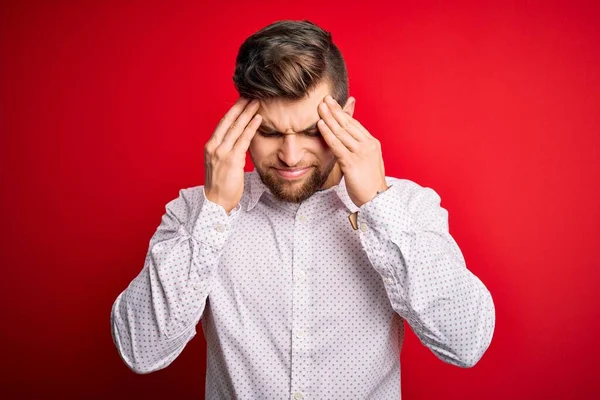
[258,130,321,138]
[257,130,283,138]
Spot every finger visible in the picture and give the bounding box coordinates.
[318,102,359,151]
[232,114,262,154]
[317,118,352,159]
[219,99,261,151]
[351,117,375,139]
[209,97,253,145]
[324,96,366,141]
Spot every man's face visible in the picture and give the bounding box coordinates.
[249,81,354,203]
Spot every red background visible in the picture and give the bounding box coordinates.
[1,1,599,399]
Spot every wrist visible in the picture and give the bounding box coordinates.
[203,189,238,215]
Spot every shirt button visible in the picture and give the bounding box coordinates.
[360,223,368,232]
[215,224,226,233]
[298,215,307,223]
[192,283,202,290]
[295,270,306,282]
[296,330,306,339]
[293,393,304,400]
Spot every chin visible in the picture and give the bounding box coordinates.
[258,166,324,203]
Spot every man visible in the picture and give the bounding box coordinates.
[111,20,495,399]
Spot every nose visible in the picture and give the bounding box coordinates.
[278,135,306,167]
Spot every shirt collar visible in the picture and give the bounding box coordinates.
[246,169,359,214]
[247,169,269,211]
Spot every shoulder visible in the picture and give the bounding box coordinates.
[384,176,441,198]
[172,185,205,208]
[160,185,205,228]
[165,170,256,222]
[384,176,444,213]
[176,170,255,202]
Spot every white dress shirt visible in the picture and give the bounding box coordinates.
[111,170,495,399]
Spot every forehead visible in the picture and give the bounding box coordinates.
[257,82,330,133]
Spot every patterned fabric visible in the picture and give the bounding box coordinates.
[111,170,495,399]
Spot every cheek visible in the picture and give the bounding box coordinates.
[248,137,259,154]
[313,136,335,155]
[249,137,276,162]
[307,138,335,163]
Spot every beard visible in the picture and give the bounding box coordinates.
[254,157,337,203]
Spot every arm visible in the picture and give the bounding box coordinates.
[111,96,262,374]
[313,95,494,366]
[357,180,495,367]
[110,187,237,373]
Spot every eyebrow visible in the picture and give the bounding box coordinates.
[258,122,319,135]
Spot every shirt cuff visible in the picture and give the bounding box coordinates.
[357,184,414,239]
[191,188,240,249]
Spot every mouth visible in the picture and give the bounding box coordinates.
[273,167,312,180]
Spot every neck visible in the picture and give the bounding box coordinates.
[320,162,343,189]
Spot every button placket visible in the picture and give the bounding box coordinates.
[214,223,226,233]
[294,269,306,282]
[295,329,307,339]
[291,204,313,397]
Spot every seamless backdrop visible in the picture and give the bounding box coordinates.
[1,1,599,399]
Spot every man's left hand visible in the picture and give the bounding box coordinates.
[317,95,388,207]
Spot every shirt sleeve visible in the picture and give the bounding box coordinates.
[356,178,495,368]
[110,187,239,373]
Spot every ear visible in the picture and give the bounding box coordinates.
[342,96,356,118]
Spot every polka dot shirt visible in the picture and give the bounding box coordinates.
[111,170,495,399]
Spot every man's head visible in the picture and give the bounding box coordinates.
[233,20,355,203]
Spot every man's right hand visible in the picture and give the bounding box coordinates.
[204,97,262,214]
